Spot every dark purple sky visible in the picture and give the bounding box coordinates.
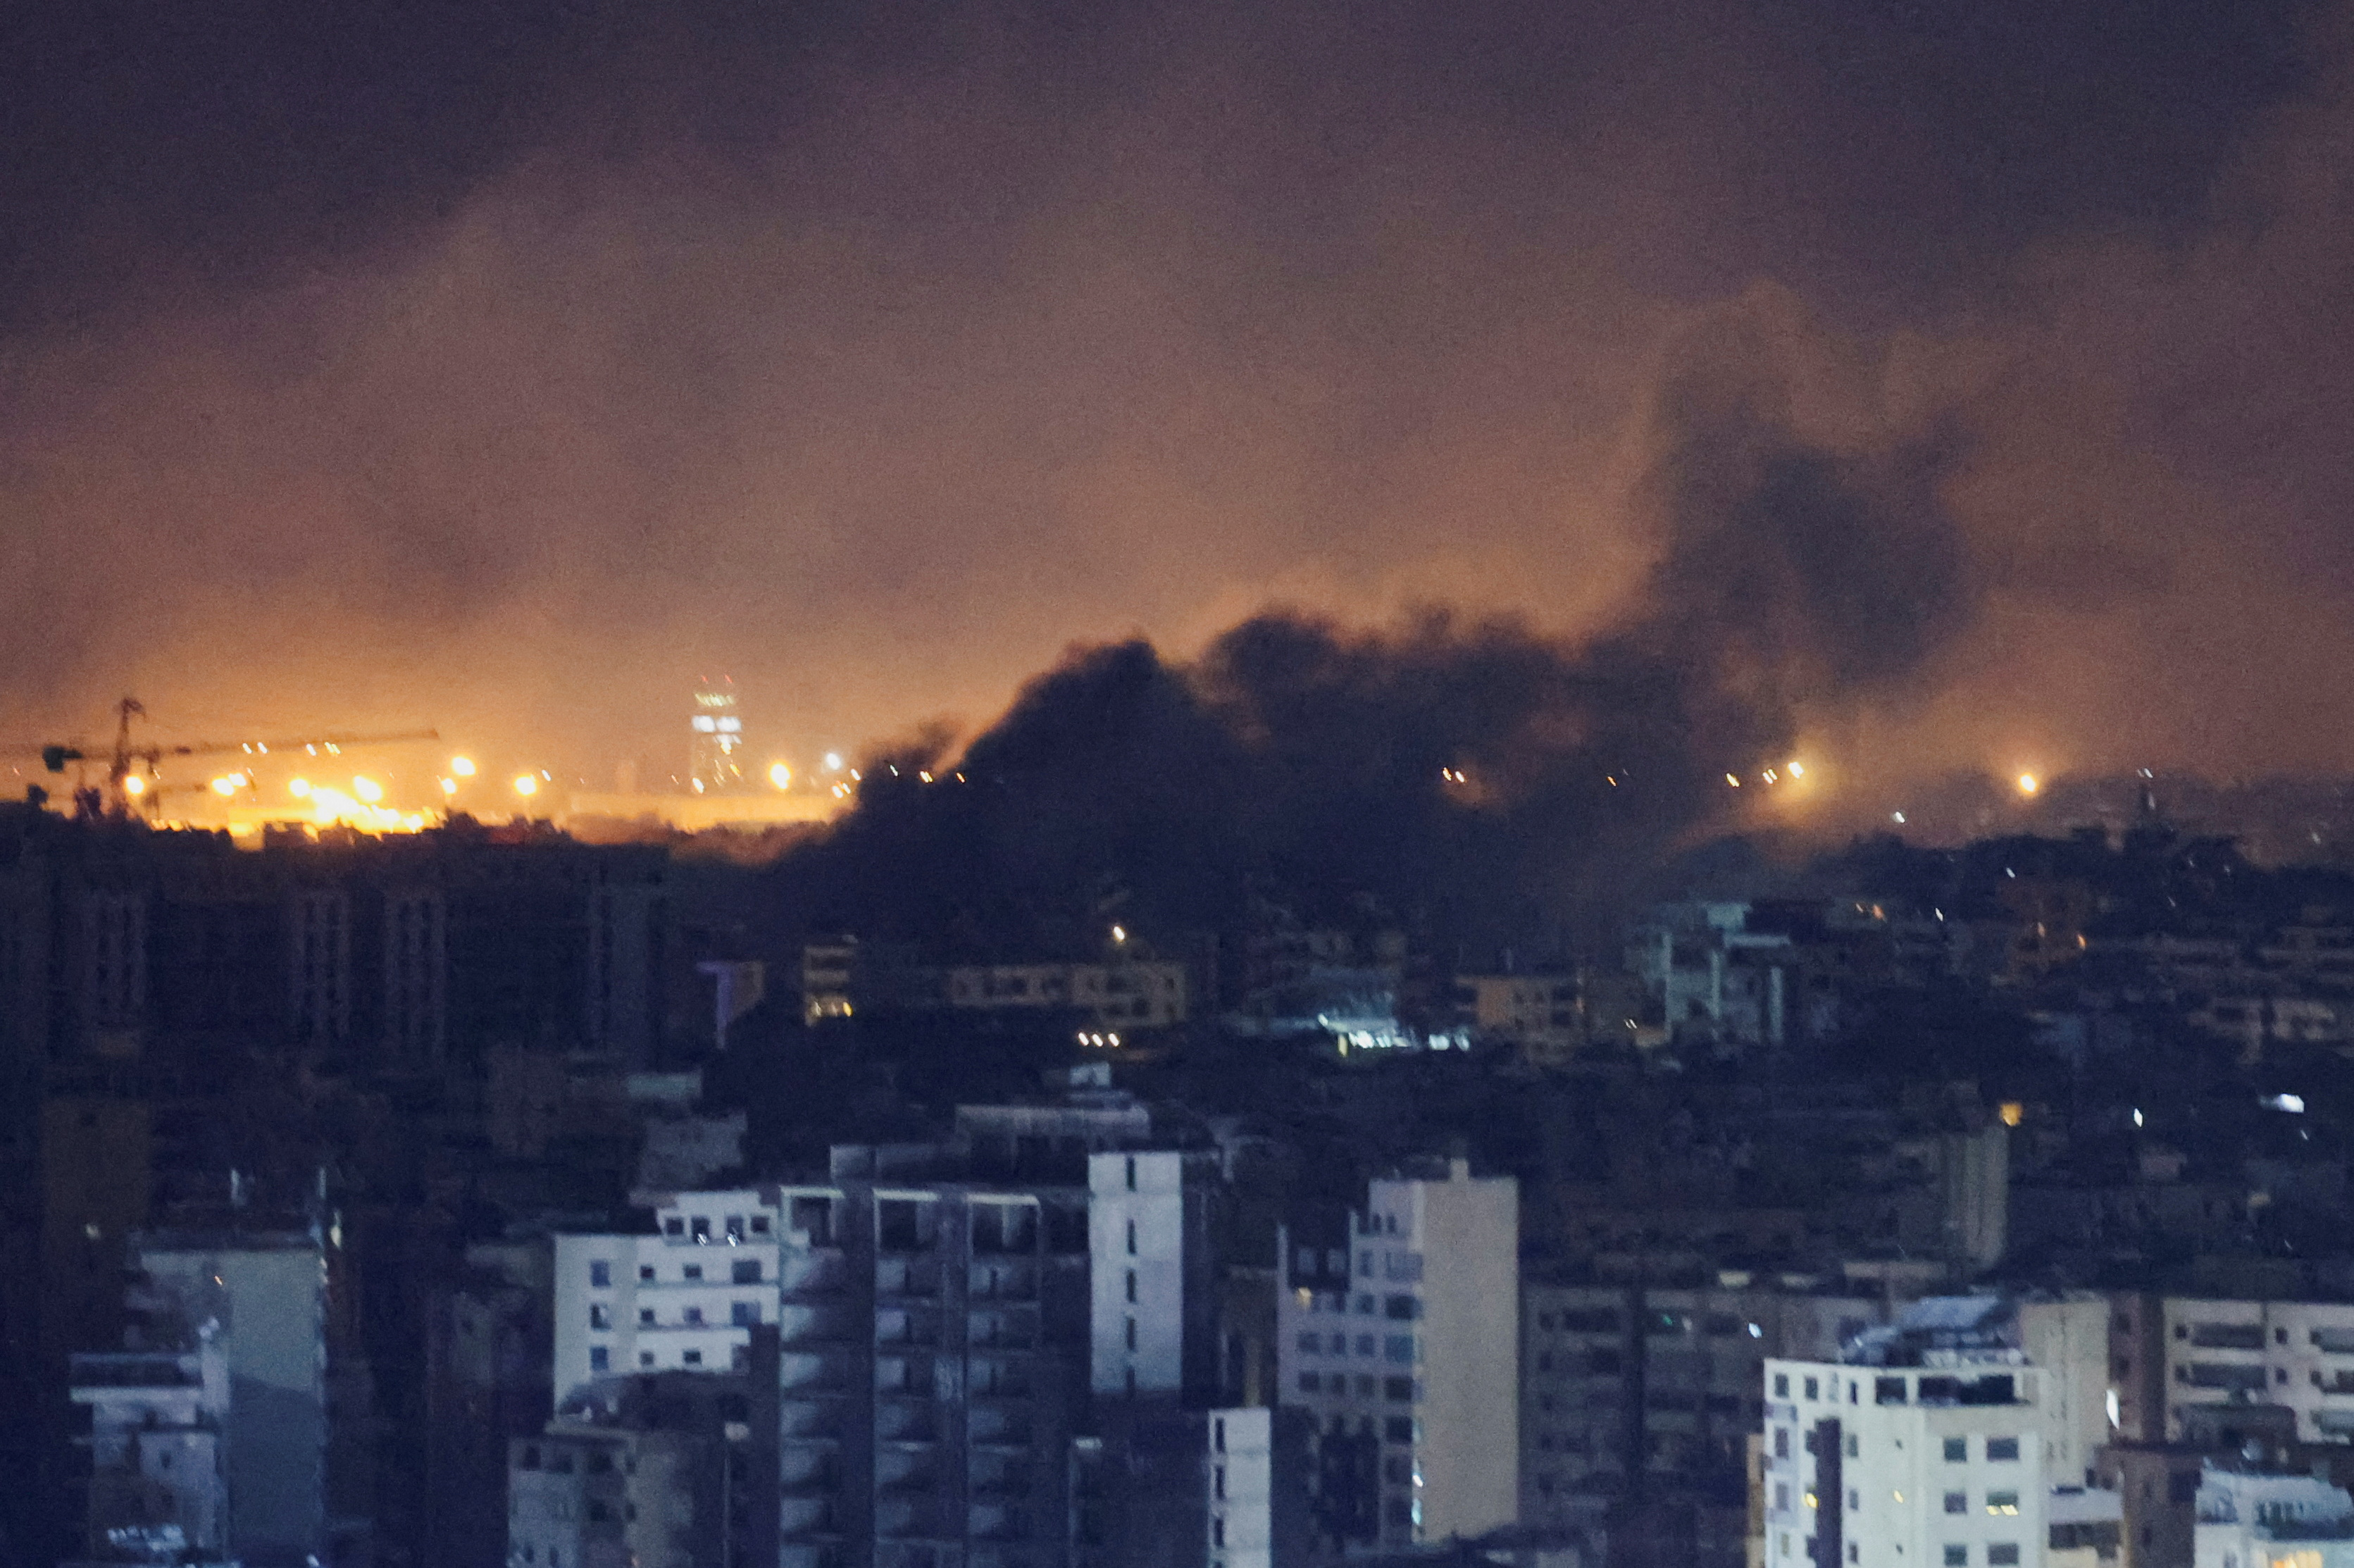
[2,0,2347,819]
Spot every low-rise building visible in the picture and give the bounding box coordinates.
[2193,1466,2354,1568]
[66,1338,230,1567]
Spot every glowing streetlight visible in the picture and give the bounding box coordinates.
[439,778,457,796]
[123,775,146,797]
[211,777,237,797]
[823,752,843,772]
[1111,925,1128,945]
[513,774,539,797]
[352,777,384,804]
[1786,761,1805,778]
[769,762,792,789]
[289,778,312,799]
[450,757,477,778]
[2017,773,2040,797]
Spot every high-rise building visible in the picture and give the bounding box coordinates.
[1761,1300,2065,1568]
[690,681,747,795]
[1276,1158,1519,1555]
[62,1228,351,1568]
[1519,1279,1883,1566]
[548,1108,1252,1568]
[133,1231,339,1567]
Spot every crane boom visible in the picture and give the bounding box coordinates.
[31,697,440,816]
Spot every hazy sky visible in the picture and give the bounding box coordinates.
[4,0,2348,815]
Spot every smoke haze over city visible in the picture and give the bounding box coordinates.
[5,0,2353,826]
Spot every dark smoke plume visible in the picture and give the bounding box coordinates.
[772,298,1980,961]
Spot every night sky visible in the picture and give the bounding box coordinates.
[2,0,2346,819]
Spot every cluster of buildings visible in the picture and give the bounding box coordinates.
[25,797,2354,1568]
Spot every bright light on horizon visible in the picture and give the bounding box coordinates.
[2017,773,2040,796]
[513,774,539,797]
[352,776,384,803]
[450,756,476,777]
[769,762,792,788]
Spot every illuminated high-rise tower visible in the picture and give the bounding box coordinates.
[688,680,745,793]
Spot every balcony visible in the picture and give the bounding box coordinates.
[969,1262,1040,1301]
[967,1311,1038,1350]
[780,1450,842,1495]
[779,1252,854,1298]
[2186,1324,2266,1352]
[779,1497,843,1541]
[969,1357,1033,1398]
[780,1350,860,1393]
[877,1450,942,1493]
[876,1258,942,1299]
[780,1398,847,1441]
[778,1304,862,1348]
[877,1355,939,1397]
[969,1502,1034,1542]
[873,1496,949,1540]
[969,1407,1034,1448]
[876,1400,940,1444]
[877,1308,943,1348]
[2181,1362,2269,1393]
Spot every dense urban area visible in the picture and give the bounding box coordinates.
[17,743,2354,1568]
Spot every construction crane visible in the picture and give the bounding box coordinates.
[35,697,439,818]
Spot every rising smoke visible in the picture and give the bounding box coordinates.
[778,291,1983,959]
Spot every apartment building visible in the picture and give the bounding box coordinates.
[510,1351,779,1568]
[64,1338,230,1567]
[555,1188,783,1402]
[548,1133,1240,1568]
[1520,1280,1881,1567]
[2154,1299,2354,1444]
[1276,1159,1519,1555]
[1762,1300,2062,1568]
[2191,1467,2354,1568]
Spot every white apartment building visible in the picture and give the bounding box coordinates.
[2014,1297,2112,1490]
[1088,1151,1190,1395]
[1762,1353,2058,1568]
[1206,1408,1278,1568]
[1277,1159,1519,1552]
[554,1189,784,1405]
[2160,1299,2354,1443]
[2193,1466,2354,1568]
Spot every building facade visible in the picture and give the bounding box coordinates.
[1276,1159,1519,1555]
